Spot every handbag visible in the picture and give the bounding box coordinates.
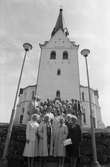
[63,138,72,146]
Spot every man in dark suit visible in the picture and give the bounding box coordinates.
[66,115,81,167]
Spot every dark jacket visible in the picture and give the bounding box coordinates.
[66,124,81,157]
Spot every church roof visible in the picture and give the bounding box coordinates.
[51,8,64,37]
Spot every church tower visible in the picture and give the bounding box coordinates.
[36,9,80,101]
[15,9,104,128]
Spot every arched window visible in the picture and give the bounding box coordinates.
[93,117,96,128]
[63,51,68,59]
[22,108,25,114]
[57,69,61,75]
[56,90,60,98]
[20,115,23,124]
[50,51,56,59]
[32,91,35,100]
[19,88,23,96]
[83,113,86,124]
[82,92,85,101]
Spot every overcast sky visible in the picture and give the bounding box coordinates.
[1,0,110,126]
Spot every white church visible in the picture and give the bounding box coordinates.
[14,9,104,129]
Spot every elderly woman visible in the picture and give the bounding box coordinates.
[53,116,68,167]
[23,114,40,167]
[38,115,53,167]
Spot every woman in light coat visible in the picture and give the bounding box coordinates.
[38,115,54,167]
[23,114,39,167]
[53,116,68,167]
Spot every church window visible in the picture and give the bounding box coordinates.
[50,51,56,59]
[93,117,96,128]
[56,90,60,98]
[19,88,23,96]
[20,115,23,124]
[83,113,86,124]
[22,108,25,114]
[82,92,85,101]
[57,69,61,75]
[32,91,35,100]
[63,51,68,59]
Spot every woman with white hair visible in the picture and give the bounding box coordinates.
[38,115,54,167]
[53,116,68,167]
[23,114,40,167]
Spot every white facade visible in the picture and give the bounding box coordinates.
[14,9,104,128]
[14,85,36,124]
[36,30,80,101]
[15,85,104,128]
[80,85,105,128]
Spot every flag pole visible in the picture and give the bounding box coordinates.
[0,43,32,167]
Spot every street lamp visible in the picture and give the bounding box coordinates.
[0,43,32,167]
[81,49,101,167]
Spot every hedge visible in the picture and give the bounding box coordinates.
[0,123,110,166]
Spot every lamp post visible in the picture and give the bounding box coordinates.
[81,49,101,167]
[0,43,32,167]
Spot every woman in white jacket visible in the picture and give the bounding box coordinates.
[23,114,40,167]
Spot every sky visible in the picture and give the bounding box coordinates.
[0,0,110,126]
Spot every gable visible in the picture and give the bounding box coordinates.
[40,29,77,49]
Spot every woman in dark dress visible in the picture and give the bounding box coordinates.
[66,115,81,167]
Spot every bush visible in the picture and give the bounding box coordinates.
[0,124,110,166]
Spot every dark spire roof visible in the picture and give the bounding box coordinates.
[51,8,64,37]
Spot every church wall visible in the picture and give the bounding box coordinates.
[36,30,80,100]
[80,86,104,128]
[14,85,104,128]
[14,86,35,124]
[14,9,104,128]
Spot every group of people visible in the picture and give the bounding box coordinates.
[23,98,81,167]
[27,98,81,121]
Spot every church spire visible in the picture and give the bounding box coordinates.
[51,8,64,37]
